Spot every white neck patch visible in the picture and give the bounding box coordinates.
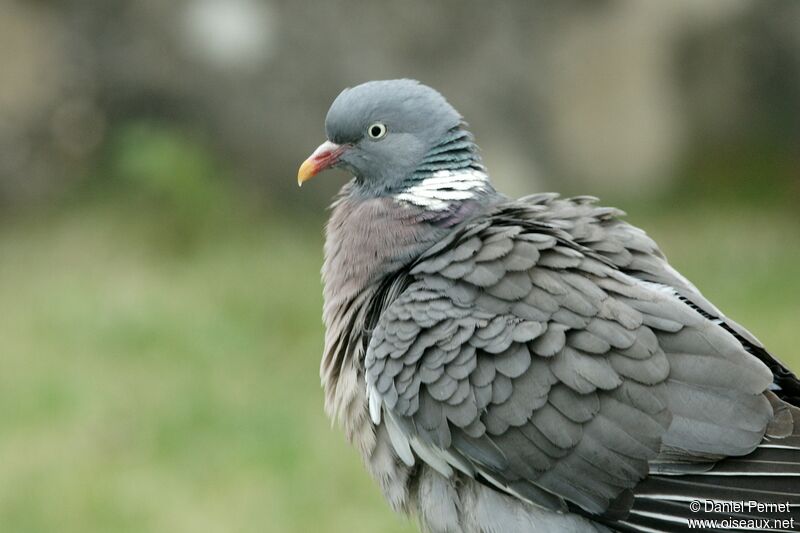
[394,169,490,211]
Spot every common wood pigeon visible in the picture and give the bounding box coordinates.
[298,79,800,532]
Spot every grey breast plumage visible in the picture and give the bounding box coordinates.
[306,80,800,533]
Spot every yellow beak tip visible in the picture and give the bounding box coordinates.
[297,141,345,187]
[297,159,316,186]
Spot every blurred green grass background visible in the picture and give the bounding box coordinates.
[3,2,800,531]
[0,125,798,533]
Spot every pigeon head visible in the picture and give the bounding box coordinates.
[298,79,482,192]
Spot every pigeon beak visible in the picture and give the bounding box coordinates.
[297,141,347,186]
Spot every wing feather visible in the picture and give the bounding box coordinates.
[363,200,790,522]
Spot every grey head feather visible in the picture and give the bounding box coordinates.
[324,79,485,196]
[326,80,461,144]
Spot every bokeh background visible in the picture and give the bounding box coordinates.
[1,1,799,532]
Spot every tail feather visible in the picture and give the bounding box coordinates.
[626,498,767,532]
[633,474,800,503]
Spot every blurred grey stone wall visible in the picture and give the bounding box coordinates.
[0,0,798,207]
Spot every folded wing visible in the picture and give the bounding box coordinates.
[365,211,779,520]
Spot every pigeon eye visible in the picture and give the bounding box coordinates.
[367,123,387,140]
